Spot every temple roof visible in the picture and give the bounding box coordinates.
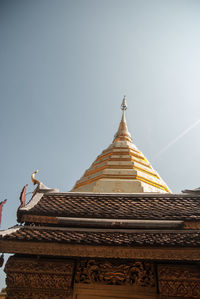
[1,191,200,256]
[2,225,200,248]
[17,192,200,222]
[71,97,170,193]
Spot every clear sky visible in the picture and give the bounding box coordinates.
[1,0,200,289]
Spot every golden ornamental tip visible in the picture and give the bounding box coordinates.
[31,170,40,186]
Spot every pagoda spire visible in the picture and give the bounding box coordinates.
[121,95,127,111]
[71,96,171,194]
[113,96,132,143]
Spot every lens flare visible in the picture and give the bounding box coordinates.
[154,119,200,158]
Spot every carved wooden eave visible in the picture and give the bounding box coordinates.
[1,240,200,261]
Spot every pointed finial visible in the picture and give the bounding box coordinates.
[31,170,40,186]
[121,95,127,111]
[112,96,132,143]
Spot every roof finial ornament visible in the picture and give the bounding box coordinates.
[31,170,41,187]
[121,95,127,111]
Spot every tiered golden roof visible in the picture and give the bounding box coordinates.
[72,97,170,193]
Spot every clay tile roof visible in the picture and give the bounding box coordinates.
[18,193,200,221]
[1,226,200,247]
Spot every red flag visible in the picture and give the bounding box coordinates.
[0,199,7,226]
[19,184,28,209]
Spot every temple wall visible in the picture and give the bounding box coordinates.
[4,256,74,299]
[4,255,200,299]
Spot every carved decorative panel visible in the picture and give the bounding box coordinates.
[4,255,75,299]
[158,264,200,298]
[75,259,155,287]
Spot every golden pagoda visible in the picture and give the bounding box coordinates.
[72,97,170,193]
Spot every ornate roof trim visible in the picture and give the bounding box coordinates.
[0,226,20,237]
[20,192,44,211]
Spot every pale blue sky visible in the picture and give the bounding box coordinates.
[1,0,200,288]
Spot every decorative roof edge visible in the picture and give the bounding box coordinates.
[182,187,200,194]
[0,226,20,237]
[20,192,44,211]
